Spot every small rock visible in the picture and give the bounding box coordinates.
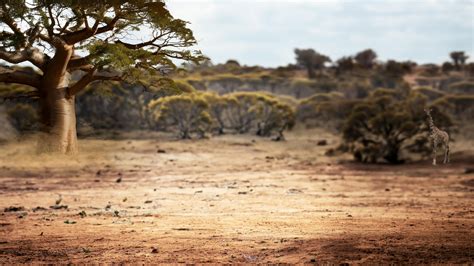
[116,177,122,183]
[317,139,328,146]
[385,188,390,192]
[32,206,47,212]
[465,168,474,174]
[157,149,166,153]
[96,170,102,176]
[50,205,68,210]
[4,206,25,212]
[151,247,159,253]
[144,200,153,204]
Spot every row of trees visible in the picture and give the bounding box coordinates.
[294,48,472,79]
[148,92,295,140]
[4,83,472,164]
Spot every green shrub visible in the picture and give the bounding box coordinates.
[342,89,452,163]
[149,93,212,139]
[254,94,295,140]
[7,103,38,132]
[447,81,474,94]
[223,92,262,133]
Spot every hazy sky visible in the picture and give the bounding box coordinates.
[166,0,474,67]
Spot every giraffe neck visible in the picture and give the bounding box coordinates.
[427,115,436,132]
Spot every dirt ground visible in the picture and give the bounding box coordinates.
[0,129,473,264]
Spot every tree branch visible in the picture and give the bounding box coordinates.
[67,69,122,96]
[1,91,39,102]
[67,55,94,71]
[0,48,47,70]
[0,5,23,35]
[0,67,41,88]
[63,11,121,45]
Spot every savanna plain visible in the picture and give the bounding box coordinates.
[0,129,473,264]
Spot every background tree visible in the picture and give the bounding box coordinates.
[255,94,295,140]
[294,48,331,79]
[450,51,469,70]
[441,62,455,74]
[354,49,377,69]
[149,93,211,139]
[201,92,230,134]
[342,89,452,163]
[224,92,261,133]
[7,103,38,132]
[335,56,355,75]
[0,0,205,153]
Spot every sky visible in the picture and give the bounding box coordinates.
[166,0,474,67]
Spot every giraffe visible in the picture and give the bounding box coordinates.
[424,108,450,165]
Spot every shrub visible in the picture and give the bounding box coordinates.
[149,93,211,139]
[432,95,474,122]
[297,92,357,130]
[342,89,451,163]
[7,103,39,132]
[415,87,446,101]
[254,94,295,140]
[223,92,262,133]
[201,92,232,134]
[447,81,474,94]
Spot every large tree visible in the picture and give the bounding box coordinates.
[449,51,469,70]
[294,48,330,79]
[354,49,377,69]
[0,0,204,153]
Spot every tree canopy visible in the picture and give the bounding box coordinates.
[0,0,206,97]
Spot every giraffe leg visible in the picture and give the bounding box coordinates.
[443,145,448,164]
[432,144,437,166]
[446,144,450,163]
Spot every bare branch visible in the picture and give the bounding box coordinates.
[67,69,122,96]
[1,91,39,102]
[46,3,56,36]
[0,48,47,70]
[115,30,172,50]
[63,11,121,45]
[0,67,41,88]
[67,55,94,71]
[0,4,23,36]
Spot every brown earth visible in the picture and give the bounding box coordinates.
[0,129,473,264]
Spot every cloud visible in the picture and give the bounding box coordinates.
[166,0,474,67]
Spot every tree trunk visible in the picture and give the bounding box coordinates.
[38,74,78,154]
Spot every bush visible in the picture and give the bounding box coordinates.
[415,87,446,101]
[223,92,262,133]
[297,92,357,130]
[254,94,295,140]
[432,95,474,122]
[149,93,212,139]
[201,92,232,134]
[342,89,451,163]
[7,103,38,132]
[447,82,474,94]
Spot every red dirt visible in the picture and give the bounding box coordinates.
[0,132,473,264]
